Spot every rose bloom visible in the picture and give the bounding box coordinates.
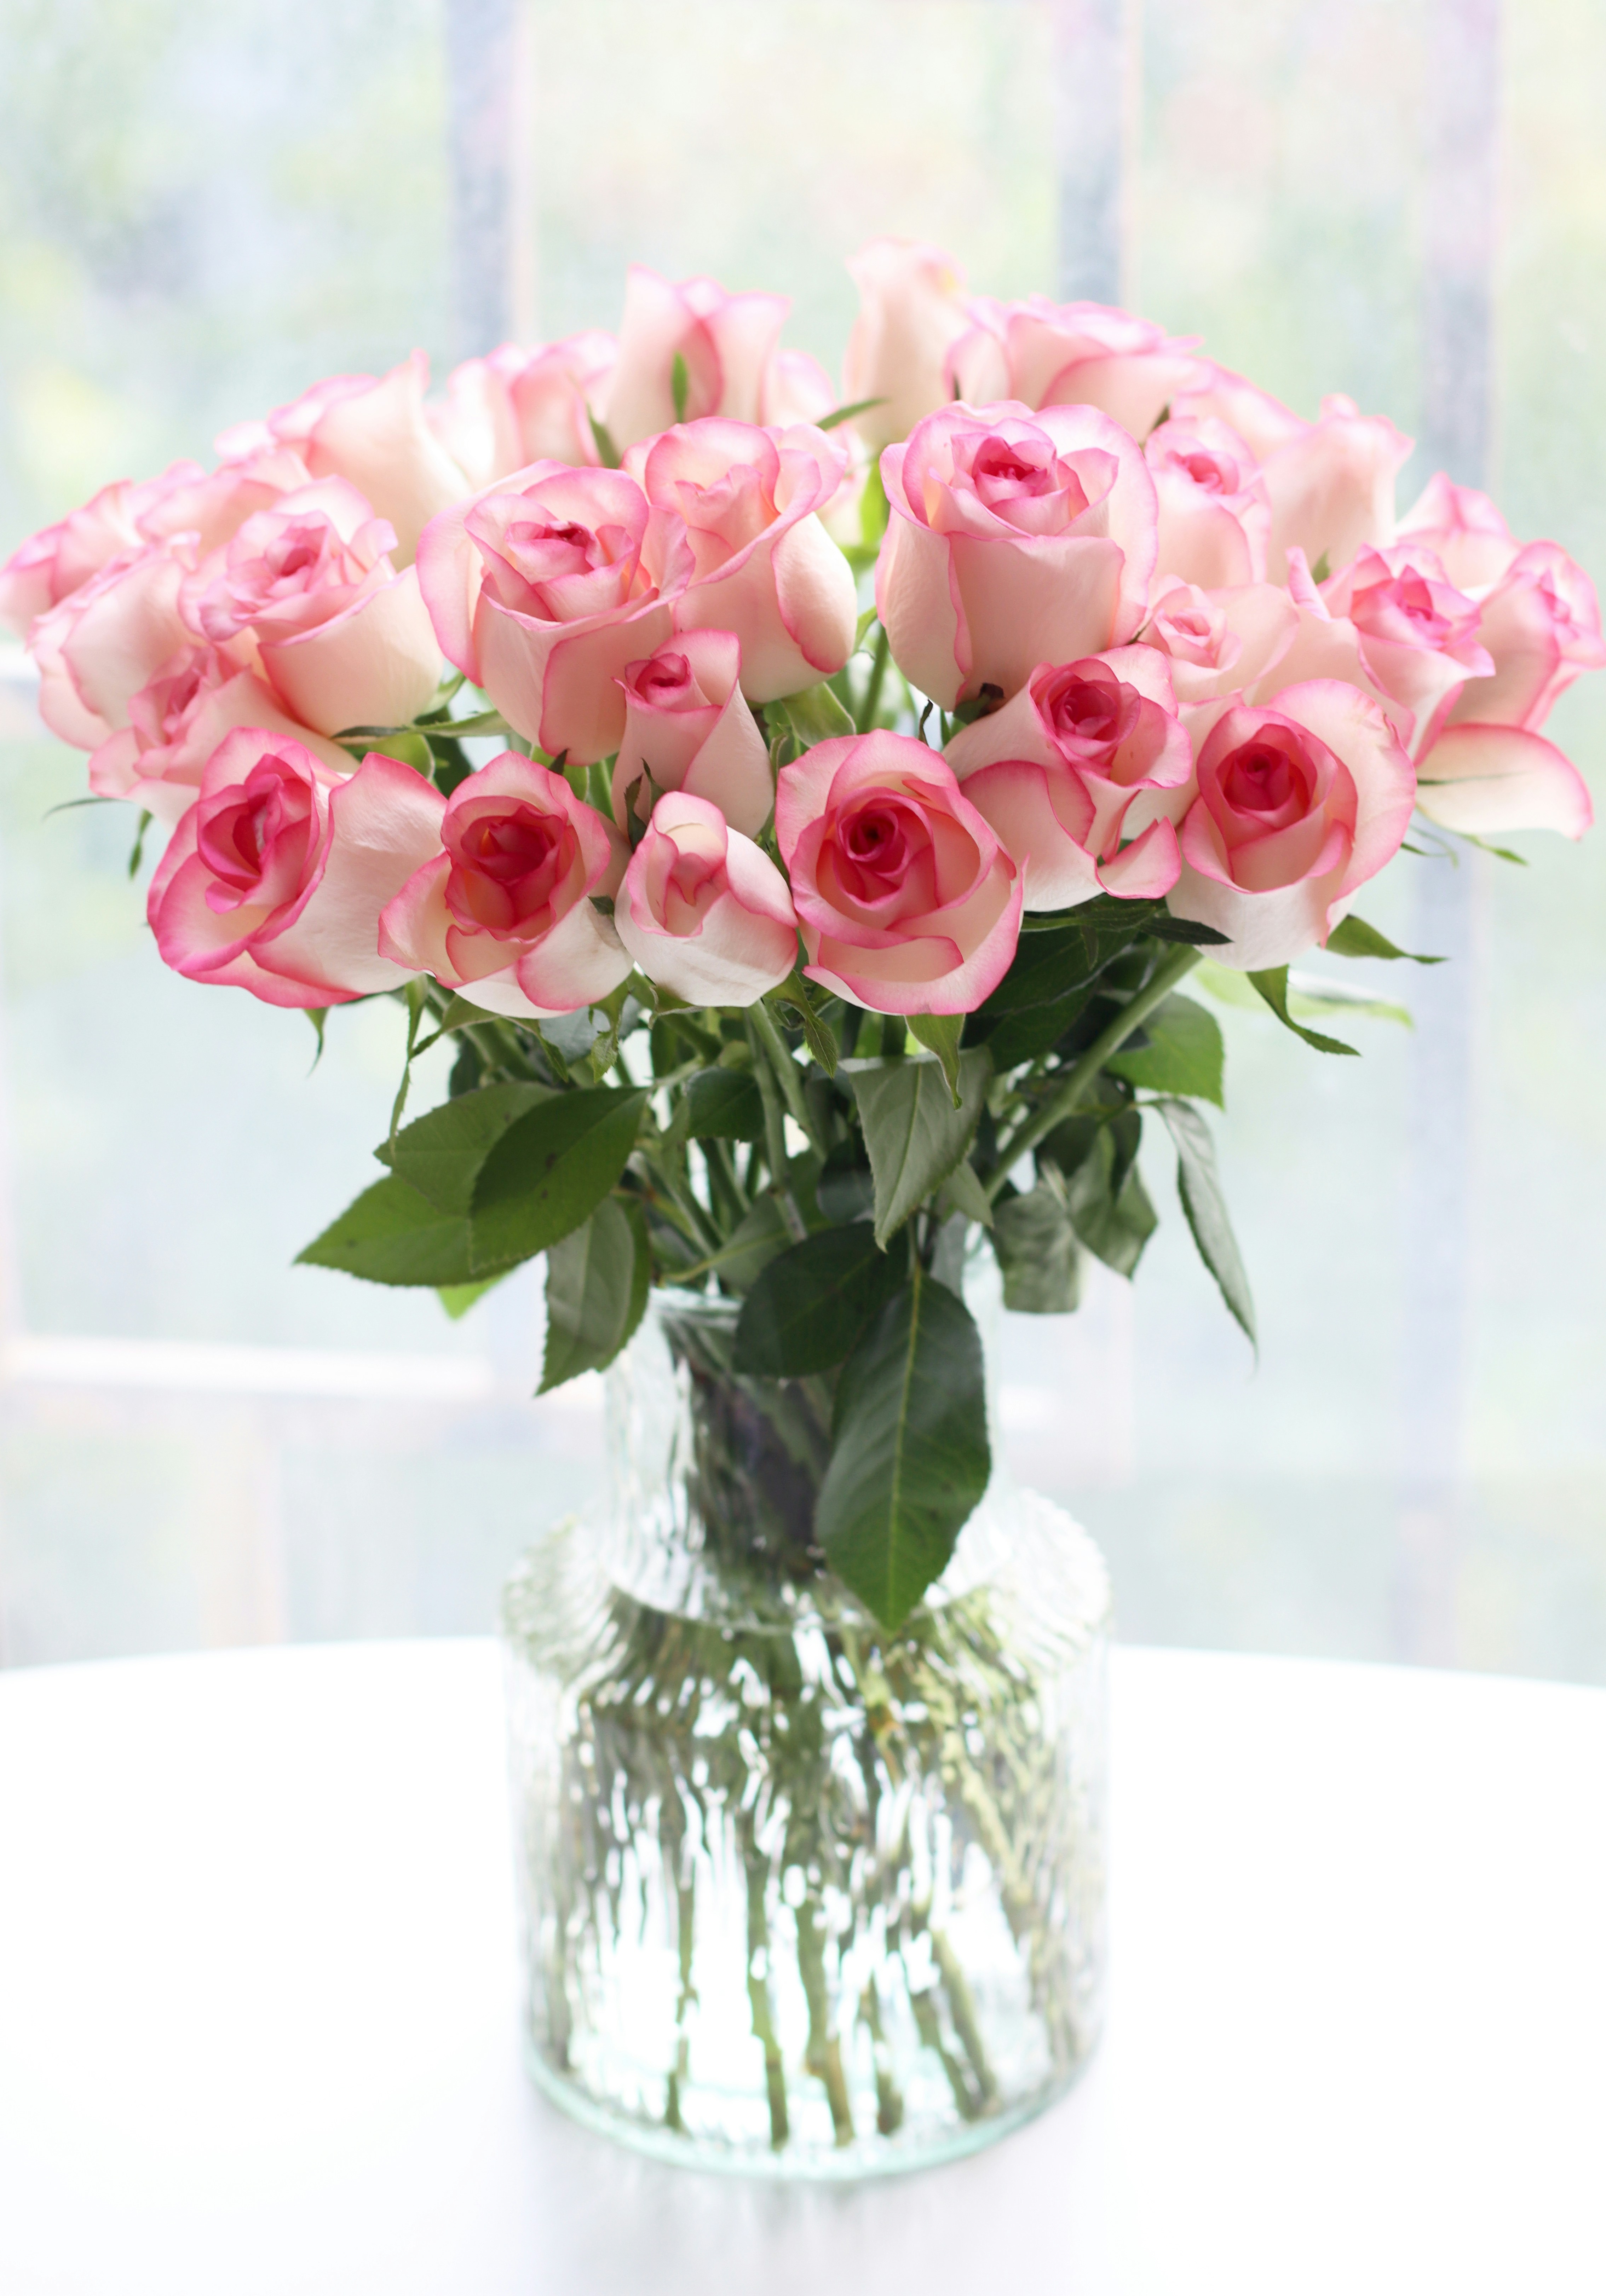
[840,237,973,451]
[1145,416,1271,590]
[380,753,631,1022]
[948,297,1206,441]
[625,418,858,704]
[605,266,789,453]
[1166,681,1416,969]
[775,730,1021,1014]
[1139,579,1299,706]
[614,790,797,1006]
[30,538,199,751]
[1319,543,1493,758]
[91,649,352,826]
[877,401,1158,708]
[1255,394,1413,585]
[610,630,773,840]
[427,333,618,488]
[1168,362,1312,463]
[0,463,208,634]
[180,476,441,737]
[219,353,468,563]
[148,731,443,1007]
[945,649,1191,908]
[417,461,692,765]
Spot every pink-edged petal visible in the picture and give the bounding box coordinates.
[961,758,1101,910]
[1097,816,1181,898]
[258,752,444,995]
[258,567,441,738]
[875,504,967,706]
[1415,723,1594,839]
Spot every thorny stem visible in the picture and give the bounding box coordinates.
[985,943,1203,1197]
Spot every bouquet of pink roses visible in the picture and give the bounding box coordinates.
[6,242,1599,1629]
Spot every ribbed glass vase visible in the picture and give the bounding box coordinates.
[501,1277,1110,2178]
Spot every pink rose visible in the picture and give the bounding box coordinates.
[30,539,196,750]
[1139,579,1299,706]
[614,789,797,1006]
[1414,724,1593,841]
[428,334,617,488]
[775,730,1021,1014]
[1440,541,1605,733]
[604,267,789,453]
[877,401,1158,708]
[134,444,314,557]
[1256,394,1413,584]
[416,461,692,765]
[948,297,1206,442]
[379,752,631,1022]
[147,731,443,1008]
[841,238,972,451]
[610,630,773,839]
[1320,544,1493,757]
[1166,682,1416,969]
[1394,473,1521,592]
[226,353,468,564]
[1167,364,1309,463]
[626,419,857,702]
[179,476,441,737]
[0,463,212,635]
[90,652,352,826]
[945,649,1191,908]
[1145,417,1270,589]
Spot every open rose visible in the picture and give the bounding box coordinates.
[605,267,789,453]
[626,419,857,702]
[1145,417,1270,589]
[945,649,1191,908]
[841,238,972,451]
[1166,682,1416,968]
[614,790,797,1005]
[610,631,772,838]
[180,476,441,737]
[1394,473,1524,592]
[0,462,214,636]
[775,730,1021,1013]
[428,334,617,488]
[1319,544,1493,757]
[1139,579,1299,706]
[147,731,443,1007]
[877,401,1158,707]
[221,353,467,564]
[379,752,631,1021]
[1256,394,1413,584]
[30,539,197,750]
[948,297,1205,441]
[416,461,692,764]
[90,652,352,825]
[1169,363,1311,463]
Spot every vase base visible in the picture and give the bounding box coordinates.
[519,2027,1100,2183]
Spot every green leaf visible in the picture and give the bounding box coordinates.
[670,351,690,425]
[127,808,154,878]
[304,1008,328,1069]
[975,922,1097,1014]
[847,1050,991,1247]
[469,1086,649,1274]
[991,1183,1082,1313]
[1062,1126,1158,1277]
[717,1193,794,1293]
[733,1225,906,1376]
[858,460,889,557]
[1156,1099,1257,1350]
[816,1265,991,1628]
[379,1081,554,1214]
[778,680,856,746]
[373,729,434,776]
[685,1067,765,1141]
[768,974,839,1075]
[1247,966,1360,1057]
[1106,993,1225,1107]
[817,1139,875,1224]
[1287,972,1411,1028]
[297,1174,479,1288]
[816,395,888,432]
[1325,914,1445,964]
[540,1196,650,1392]
[588,410,621,467]
[437,1275,505,1320]
[934,1156,994,1230]
[906,1012,964,1102]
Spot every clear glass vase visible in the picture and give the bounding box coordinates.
[500,1273,1110,2178]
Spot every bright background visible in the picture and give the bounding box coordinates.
[2,0,1603,1678]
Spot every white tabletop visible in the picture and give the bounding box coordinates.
[0,1640,1602,2295]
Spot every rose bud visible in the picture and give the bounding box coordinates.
[614,790,797,1006]
[605,266,788,452]
[1394,472,1526,593]
[147,730,443,1008]
[775,730,1021,1015]
[948,297,1206,442]
[945,649,1191,908]
[1145,417,1271,589]
[610,631,773,840]
[91,649,352,826]
[841,237,972,451]
[379,753,631,1022]
[626,418,857,703]
[416,461,692,766]
[1168,361,1311,462]
[0,462,215,636]
[1319,544,1494,758]
[877,401,1158,709]
[1166,681,1416,970]
[1138,579,1299,706]
[427,333,618,488]
[181,476,442,738]
[1254,393,1412,584]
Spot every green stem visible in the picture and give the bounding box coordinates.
[746,1015,810,1243]
[985,943,1202,1199]
[857,623,890,732]
[749,1002,825,1152]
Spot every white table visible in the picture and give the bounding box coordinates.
[0,1642,1602,2295]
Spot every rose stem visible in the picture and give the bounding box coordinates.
[746,1016,811,1244]
[748,1002,826,1150]
[738,1818,790,2148]
[857,625,890,733]
[932,1930,997,2104]
[796,1896,855,2145]
[985,941,1203,1199]
[860,1980,905,2135]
